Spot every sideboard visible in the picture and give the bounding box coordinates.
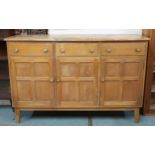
[5,34,149,123]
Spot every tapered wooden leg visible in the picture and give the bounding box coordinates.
[15,109,20,123]
[134,108,140,123]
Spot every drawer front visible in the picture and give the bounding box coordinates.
[56,43,99,56]
[7,42,54,56]
[101,42,147,56]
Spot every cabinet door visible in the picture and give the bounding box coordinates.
[10,57,55,108]
[56,57,99,108]
[100,56,145,107]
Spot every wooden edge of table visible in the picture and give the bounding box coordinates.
[4,34,150,42]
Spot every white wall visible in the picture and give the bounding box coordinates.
[49,29,142,35]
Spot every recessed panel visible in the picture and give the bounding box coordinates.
[102,81,121,101]
[35,81,53,100]
[34,62,51,77]
[79,82,94,101]
[122,81,138,101]
[17,81,32,101]
[61,82,77,101]
[16,63,32,77]
[80,62,94,77]
[124,62,139,77]
[104,62,121,77]
[61,63,77,77]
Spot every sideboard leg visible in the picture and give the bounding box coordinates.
[15,109,20,123]
[134,108,140,123]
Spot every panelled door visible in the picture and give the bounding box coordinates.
[56,57,99,108]
[10,57,55,108]
[100,56,145,107]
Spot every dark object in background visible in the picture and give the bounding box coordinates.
[0,29,48,104]
[0,29,15,103]
[15,29,48,35]
[143,29,155,115]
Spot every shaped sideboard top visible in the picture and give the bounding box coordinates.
[5,34,150,42]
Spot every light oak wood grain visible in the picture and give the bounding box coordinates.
[100,56,145,107]
[5,34,149,42]
[10,57,55,108]
[6,36,149,123]
[101,42,147,56]
[56,57,99,108]
[56,43,99,56]
[7,42,54,57]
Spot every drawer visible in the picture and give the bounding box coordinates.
[7,42,54,56]
[56,43,99,56]
[101,42,147,56]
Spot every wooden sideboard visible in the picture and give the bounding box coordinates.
[5,34,149,123]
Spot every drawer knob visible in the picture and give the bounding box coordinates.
[106,48,112,53]
[43,48,48,53]
[60,48,65,53]
[135,48,141,52]
[89,49,95,53]
[15,48,19,53]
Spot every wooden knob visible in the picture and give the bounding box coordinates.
[89,49,95,53]
[15,48,19,53]
[106,48,112,53]
[135,48,141,52]
[60,48,65,53]
[43,48,48,53]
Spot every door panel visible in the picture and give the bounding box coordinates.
[15,62,32,77]
[34,62,51,77]
[60,82,77,101]
[56,57,99,108]
[123,62,140,78]
[100,56,144,107]
[16,81,33,101]
[79,81,95,102]
[11,57,55,108]
[122,81,138,101]
[34,81,54,101]
[103,81,122,101]
[79,62,95,77]
[60,63,77,77]
[104,62,121,77]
